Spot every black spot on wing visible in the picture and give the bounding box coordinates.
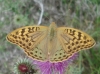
[22,38,25,40]
[76,41,79,44]
[28,27,31,33]
[72,43,74,46]
[68,46,70,49]
[69,29,76,36]
[16,31,19,35]
[26,39,28,42]
[36,27,40,31]
[29,43,31,46]
[32,27,34,30]
[77,32,81,40]
[84,41,87,43]
[21,28,25,36]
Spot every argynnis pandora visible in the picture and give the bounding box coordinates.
[6,22,95,63]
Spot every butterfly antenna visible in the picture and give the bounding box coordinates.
[34,0,44,25]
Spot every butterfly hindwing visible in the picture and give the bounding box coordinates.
[50,39,71,62]
[25,35,49,61]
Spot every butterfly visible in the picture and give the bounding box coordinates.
[6,22,95,63]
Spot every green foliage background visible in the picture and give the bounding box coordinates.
[0,0,100,74]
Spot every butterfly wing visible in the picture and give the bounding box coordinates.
[26,36,49,61]
[58,27,95,55]
[49,38,69,62]
[7,26,48,61]
[58,27,95,52]
[50,27,95,63]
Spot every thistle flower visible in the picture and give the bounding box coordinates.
[34,53,78,74]
[13,58,37,74]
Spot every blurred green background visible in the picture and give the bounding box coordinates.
[0,0,100,74]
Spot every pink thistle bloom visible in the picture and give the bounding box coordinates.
[33,53,78,74]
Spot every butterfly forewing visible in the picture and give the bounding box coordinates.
[7,26,48,52]
[57,27,95,56]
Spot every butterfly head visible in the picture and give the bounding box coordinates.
[48,22,57,41]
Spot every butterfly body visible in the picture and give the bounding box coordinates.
[7,22,95,63]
